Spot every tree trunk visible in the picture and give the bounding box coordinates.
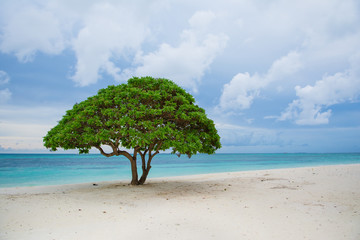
[138,167,151,185]
[130,158,139,185]
[138,153,154,185]
[96,146,142,185]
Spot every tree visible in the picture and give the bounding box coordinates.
[43,76,221,185]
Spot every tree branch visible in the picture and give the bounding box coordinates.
[96,146,117,157]
[107,141,118,154]
[140,151,146,173]
[153,141,163,156]
[118,150,133,161]
[145,141,163,172]
[147,143,154,159]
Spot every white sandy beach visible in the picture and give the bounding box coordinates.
[1,164,360,240]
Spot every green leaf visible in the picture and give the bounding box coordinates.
[43,76,221,156]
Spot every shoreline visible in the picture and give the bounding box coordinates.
[2,152,360,189]
[0,163,360,194]
[1,164,360,239]
[1,162,360,191]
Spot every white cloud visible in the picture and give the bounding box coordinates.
[267,51,303,81]
[218,51,302,111]
[0,2,66,62]
[122,10,228,92]
[0,70,11,104]
[217,125,360,153]
[188,10,216,30]
[216,120,360,153]
[71,2,150,86]
[216,123,283,147]
[279,54,360,125]
[0,106,68,151]
[0,105,68,124]
[0,121,51,138]
[0,136,45,151]
[0,88,11,104]
[1,0,358,89]
[0,1,151,86]
[0,70,10,84]
[218,72,262,110]
[0,121,52,150]
[0,0,359,153]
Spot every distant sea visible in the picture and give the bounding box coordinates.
[1,153,360,188]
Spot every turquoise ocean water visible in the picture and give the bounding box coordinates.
[1,153,360,188]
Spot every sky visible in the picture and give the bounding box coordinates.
[0,0,359,153]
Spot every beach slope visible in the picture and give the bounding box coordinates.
[1,164,360,240]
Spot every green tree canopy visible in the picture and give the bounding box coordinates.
[44,76,221,185]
